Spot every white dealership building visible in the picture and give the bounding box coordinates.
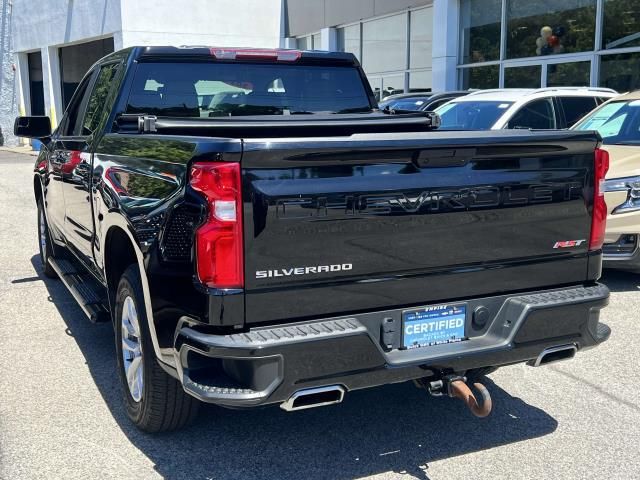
[0,0,639,145]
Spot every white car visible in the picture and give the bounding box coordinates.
[435,87,617,131]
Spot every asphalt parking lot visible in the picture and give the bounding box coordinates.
[0,149,639,480]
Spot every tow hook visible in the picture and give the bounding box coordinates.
[419,375,493,418]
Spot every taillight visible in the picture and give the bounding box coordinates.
[589,148,610,251]
[189,162,244,289]
[209,48,302,62]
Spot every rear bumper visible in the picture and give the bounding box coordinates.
[173,284,610,407]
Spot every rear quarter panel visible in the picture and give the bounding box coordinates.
[92,134,241,348]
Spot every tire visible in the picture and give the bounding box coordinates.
[114,264,199,432]
[37,199,57,278]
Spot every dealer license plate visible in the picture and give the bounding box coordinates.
[402,303,467,349]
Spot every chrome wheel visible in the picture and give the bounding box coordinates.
[121,296,144,402]
[39,208,48,263]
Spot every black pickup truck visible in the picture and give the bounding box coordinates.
[16,46,610,432]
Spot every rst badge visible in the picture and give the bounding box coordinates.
[553,239,587,249]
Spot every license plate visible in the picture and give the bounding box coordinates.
[402,303,467,349]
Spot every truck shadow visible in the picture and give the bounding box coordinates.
[33,255,558,480]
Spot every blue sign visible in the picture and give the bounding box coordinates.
[402,304,466,349]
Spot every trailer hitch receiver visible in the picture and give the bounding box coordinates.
[420,375,493,418]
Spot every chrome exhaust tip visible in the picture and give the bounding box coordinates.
[528,344,578,367]
[280,385,345,412]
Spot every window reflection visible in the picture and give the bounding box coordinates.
[547,61,590,86]
[506,0,596,59]
[603,0,640,49]
[458,0,640,90]
[600,53,640,91]
[460,0,501,64]
[460,65,499,89]
[504,65,542,88]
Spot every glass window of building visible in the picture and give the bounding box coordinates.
[603,0,640,50]
[362,14,407,74]
[410,8,433,69]
[461,65,499,89]
[547,61,591,86]
[459,0,640,90]
[504,65,542,88]
[459,0,502,64]
[600,52,640,91]
[297,36,311,50]
[312,33,322,50]
[506,0,597,59]
[337,24,361,60]
[380,73,405,98]
[409,71,433,93]
[336,7,433,96]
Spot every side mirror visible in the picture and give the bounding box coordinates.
[14,116,51,139]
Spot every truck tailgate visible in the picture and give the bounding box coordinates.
[241,130,600,324]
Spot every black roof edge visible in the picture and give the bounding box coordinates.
[128,46,359,66]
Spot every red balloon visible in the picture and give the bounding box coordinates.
[548,35,560,47]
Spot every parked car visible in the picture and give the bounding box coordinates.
[435,87,617,131]
[15,46,610,432]
[378,91,471,112]
[573,90,640,271]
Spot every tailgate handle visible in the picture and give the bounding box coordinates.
[415,148,477,168]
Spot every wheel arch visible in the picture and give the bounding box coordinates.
[33,174,43,203]
[102,220,174,371]
[104,225,138,318]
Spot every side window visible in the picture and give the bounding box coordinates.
[82,63,119,135]
[59,75,93,137]
[559,96,597,128]
[508,99,555,129]
[427,98,454,110]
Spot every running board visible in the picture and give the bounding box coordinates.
[49,257,110,323]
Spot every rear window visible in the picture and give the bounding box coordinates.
[380,97,431,111]
[126,62,373,117]
[435,101,513,130]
